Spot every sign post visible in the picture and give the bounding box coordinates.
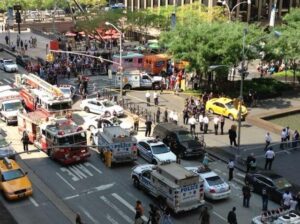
[7,7,14,48]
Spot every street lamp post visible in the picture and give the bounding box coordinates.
[105,22,123,100]
[217,0,251,21]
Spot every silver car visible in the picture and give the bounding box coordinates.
[0,134,16,159]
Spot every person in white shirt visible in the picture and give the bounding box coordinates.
[145,91,151,106]
[227,159,235,181]
[264,132,272,150]
[282,190,293,209]
[199,113,204,132]
[213,115,220,135]
[168,110,174,122]
[188,115,197,135]
[203,115,209,134]
[173,112,179,125]
[280,128,287,149]
[264,147,275,170]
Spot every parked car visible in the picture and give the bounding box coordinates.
[205,97,248,121]
[245,171,297,204]
[152,123,205,158]
[137,138,176,164]
[16,55,31,67]
[0,134,16,159]
[187,166,231,200]
[80,98,124,117]
[59,85,75,99]
[83,115,132,131]
[0,59,18,72]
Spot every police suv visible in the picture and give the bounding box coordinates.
[131,163,205,213]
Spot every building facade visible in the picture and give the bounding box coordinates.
[124,0,300,22]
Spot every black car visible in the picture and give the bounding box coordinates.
[16,55,31,67]
[152,122,205,158]
[245,171,297,204]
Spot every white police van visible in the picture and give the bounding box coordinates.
[131,162,205,213]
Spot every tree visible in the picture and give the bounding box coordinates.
[160,19,263,90]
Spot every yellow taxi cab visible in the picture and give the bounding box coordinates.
[0,157,33,200]
[205,97,248,121]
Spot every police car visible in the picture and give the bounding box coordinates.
[137,138,176,164]
[59,85,75,99]
[186,166,231,200]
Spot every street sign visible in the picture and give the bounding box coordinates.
[7,7,14,27]
[108,69,112,80]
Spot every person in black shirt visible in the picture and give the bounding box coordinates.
[145,119,153,137]
[227,207,237,224]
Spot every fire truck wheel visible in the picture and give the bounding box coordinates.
[84,107,90,113]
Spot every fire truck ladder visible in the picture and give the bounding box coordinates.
[21,73,63,97]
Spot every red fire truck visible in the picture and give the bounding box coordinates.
[15,73,72,113]
[34,117,90,165]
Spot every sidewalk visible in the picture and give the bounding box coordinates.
[124,90,300,187]
[0,28,50,59]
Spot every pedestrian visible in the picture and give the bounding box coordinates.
[188,115,197,136]
[282,190,293,209]
[203,115,209,134]
[148,204,160,224]
[75,213,83,224]
[145,118,153,137]
[229,125,237,147]
[160,209,173,224]
[173,112,178,125]
[227,207,237,224]
[199,113,204,132]
[286,126,291,147]
[202,153,209,169]
[24,40,28,50]
[246,153,255,173]
[21,131,29,153]
[135,200,144,224]
[262,187,269,211]
[133,114,139,132]
[242,183,251,207]
[290,197,298,211]
[264,147,275,170]
[220,115,225,135]
[5,35,9,45]
[280,128,287,149]
[146,91,151,106]
[156,107,161,123]
[153,91,159,106]
[296,192,300,212]
[213,115,219,135]
[227,159,234,181]
[164,108,168,122]
[199,206,210,224]
[264,132,272,150]
[292,130,299,148]
[183,107,189,125]
[20,40,23,48]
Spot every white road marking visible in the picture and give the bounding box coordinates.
[230,183,240,190]
[64,194,80,200]
[234,178,245,186]
[213,211,227,222]
[56,172,76,190]
[0,81,3,84]
[69,166,88,179]
[214,169,222,173]
[29,197,39,207]
[60,167,80,182]
[79,206,99,224]
[85,162,102,174]
[86,183,115,195]
[236,172,245,178]
[75,164,93,177]
[111,193,148,222]
[3,78,11,84]
[106,214,119,224]
[100,196,133,223]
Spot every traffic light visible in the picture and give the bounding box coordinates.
[15,11,21,23]
[46,53,54,62]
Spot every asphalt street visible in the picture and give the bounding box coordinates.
[0,52,282,224]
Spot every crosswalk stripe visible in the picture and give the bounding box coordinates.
[106,214,119,224]
[3,78,12,84]
[111,193,148,222]
[100,195,133,223]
